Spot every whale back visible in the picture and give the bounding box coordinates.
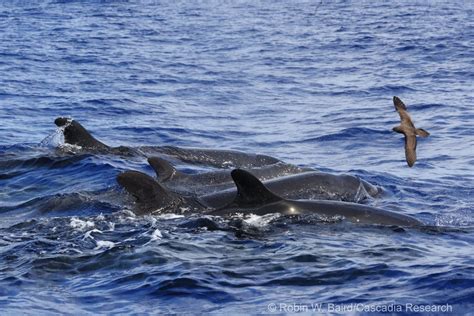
[211,169,422,227]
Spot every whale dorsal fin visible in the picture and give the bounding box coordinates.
[229,169,281,207]
[116,170,180,211]
[147,157,181,181]
[55,117,109,150]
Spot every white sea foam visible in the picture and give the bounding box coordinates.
[179,207,190,214]
[59,143,83,153]
[108,222,116,231]
[354,183,370,203]
[70,217,94,231]
[83,229,103,240]
[156,213,185,220]
[243,213,281,227]
[150,229,163,240]
[94,240,115,250]
[117,209,137,224]
[39,128,64,147]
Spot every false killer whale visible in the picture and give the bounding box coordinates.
[392,97,430,167]
[54,117,281,168]
[147,156,380,204]
[116,170,197,215]
[198,171,381,209]
[116,169,418,227]
[147,156,313,195]
[209,169,422,227]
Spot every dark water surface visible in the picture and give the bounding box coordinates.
[1,1,473,314]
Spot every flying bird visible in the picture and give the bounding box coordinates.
[392,96,430,167]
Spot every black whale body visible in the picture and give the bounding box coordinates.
[116,169,421,227]
[198,171,381,208]
[147,156,314,196]
[55,117,420,227]
[54,117,281,168]
[208,169,421,227]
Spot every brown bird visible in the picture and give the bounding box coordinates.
[392,96,430,167]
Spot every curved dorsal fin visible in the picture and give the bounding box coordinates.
[147,157,180,181]
[230,169,281,207]
[55,117,109,150]
[116,170,179,211]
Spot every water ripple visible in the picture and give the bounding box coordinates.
[0,1,473,314]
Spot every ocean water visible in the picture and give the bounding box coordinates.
[1,1,473,314]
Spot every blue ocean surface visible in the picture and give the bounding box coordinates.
[1,1,473,314]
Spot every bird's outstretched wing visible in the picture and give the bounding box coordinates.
[404,134,417,167]
[393,96,413,126]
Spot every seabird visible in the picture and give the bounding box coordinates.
[392,96,430,167]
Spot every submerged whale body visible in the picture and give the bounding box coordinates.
[126,157,381,208]
[392,97,430,167]
[210,170,422,227]
[198,170,381,208]
[54,117,281,168]
[57,116,420,227]
[147,156,313,195]
[147,156,381,206]
[116,169,421,227]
